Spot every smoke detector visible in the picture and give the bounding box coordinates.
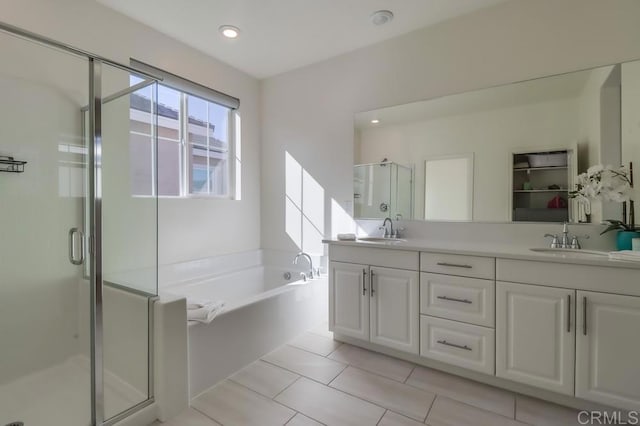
[370,10,394,26]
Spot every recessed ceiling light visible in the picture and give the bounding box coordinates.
[219,25,240,39]
[371,119,380,124]
[370,10,394,26]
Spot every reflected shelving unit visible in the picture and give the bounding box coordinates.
[512,151,571,222]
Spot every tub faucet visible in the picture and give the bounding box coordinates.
[293,252,316,279]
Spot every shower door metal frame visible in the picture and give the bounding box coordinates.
[89,57,105,425]
[0,20,162,426]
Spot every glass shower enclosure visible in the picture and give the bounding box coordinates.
[0,23,160,426]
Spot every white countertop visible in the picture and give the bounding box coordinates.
[323,238,640,270]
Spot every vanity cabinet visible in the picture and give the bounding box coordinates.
[327,242,640,412]
[329,248,419,354]
[495,281,575,395]
[575,291,640,410]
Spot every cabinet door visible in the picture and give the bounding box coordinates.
[576,291,640,410]
[370,266,419,354]
[329,262,369,340]
[496,282,575,395]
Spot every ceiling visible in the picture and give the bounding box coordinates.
[96,0,509,79]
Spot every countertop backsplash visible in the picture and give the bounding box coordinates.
[354,219,617,252]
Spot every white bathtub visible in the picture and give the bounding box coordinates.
[159,250,328,397]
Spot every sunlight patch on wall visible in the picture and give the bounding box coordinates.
[285,151,325,254]
[331,198,364,237]
[285,196,303,248]
[234,112,242,200]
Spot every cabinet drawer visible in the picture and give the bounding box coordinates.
[330,245,419,270]
[421,252,495,279]
[496,258,640,297]
[420,273,495,327]
[420,315,495,375]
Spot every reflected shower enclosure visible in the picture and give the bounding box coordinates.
[0,23,159,426]
[354,161,413,220]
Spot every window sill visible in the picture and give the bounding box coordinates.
[131,194,236,200]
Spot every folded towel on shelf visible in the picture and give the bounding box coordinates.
[608,250,640,262]
[187,299,226,324]
[337,233,357,241]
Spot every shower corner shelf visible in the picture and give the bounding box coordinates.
[0,156,27,173]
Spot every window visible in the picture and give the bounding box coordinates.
[128,67,238,198]
[187,95,230,195]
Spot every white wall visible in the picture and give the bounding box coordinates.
[622,61,640,222]
[357,98,580,221]
[261,0,640,252]
[576,65,622,223]
[0,71,85,383]
[1,0,262,266]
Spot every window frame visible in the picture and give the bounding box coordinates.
[127,63,239,200]
[181,92,236,199]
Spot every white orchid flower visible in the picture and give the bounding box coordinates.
[570,164,631,203]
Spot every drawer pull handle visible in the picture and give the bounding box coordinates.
[437,340,472,351]
[437,295,472,304]
[436,262,472,269]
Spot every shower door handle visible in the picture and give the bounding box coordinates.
[68,227,85,265]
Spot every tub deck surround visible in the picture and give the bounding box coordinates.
[325,238,640,413]
[187,275,327,397]
[158,249,328,398]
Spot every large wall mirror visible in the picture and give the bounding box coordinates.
[354,60,640,224]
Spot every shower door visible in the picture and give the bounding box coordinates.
[0,30,93,426]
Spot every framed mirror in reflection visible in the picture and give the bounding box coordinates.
[354,60,640,224]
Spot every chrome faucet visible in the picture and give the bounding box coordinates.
[379,217,395,238]
[560,222,571,248]
[293,252,318,279]
[544,222,589,249]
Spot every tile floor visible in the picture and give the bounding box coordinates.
[152,324,585,426]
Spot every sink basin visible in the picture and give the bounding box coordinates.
[530,248,608,259]
[358,237,406,243]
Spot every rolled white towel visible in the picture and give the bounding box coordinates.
[187,300,226,324]
[337,233,357,241]
[186,297,213,310]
